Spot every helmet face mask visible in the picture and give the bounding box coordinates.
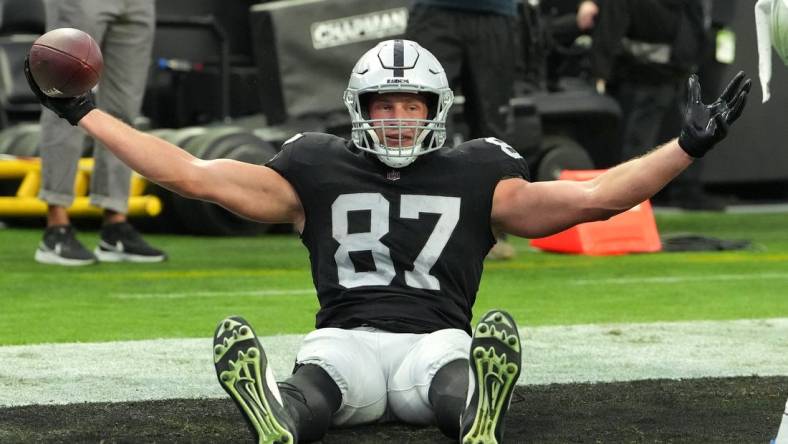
[344,40,454,168]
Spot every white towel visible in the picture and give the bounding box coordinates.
[775,398,788,444]
[755,0,788,102]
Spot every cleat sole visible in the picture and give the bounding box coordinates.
[461,310,522,444]
[214,316,295,444]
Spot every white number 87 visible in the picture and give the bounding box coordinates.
[331,193,461,290]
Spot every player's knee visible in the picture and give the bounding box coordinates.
[279,364,342,442]
[429,359,468,439]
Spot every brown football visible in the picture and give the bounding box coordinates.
[28,28,103,98]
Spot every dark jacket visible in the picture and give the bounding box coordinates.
[590,0,708,83]
[412,0,518,17]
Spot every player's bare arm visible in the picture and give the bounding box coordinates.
[492,139,691,238]
[492,71,751,239]
[23,55,304,228]
[78,110,304,227]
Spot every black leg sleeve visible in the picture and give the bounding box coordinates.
[278,364,342,443]
[428,358,469,439]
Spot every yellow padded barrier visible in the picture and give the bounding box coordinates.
[0,157,160,217]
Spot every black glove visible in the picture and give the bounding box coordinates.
[24,57,96,126]
[678,71,751,158]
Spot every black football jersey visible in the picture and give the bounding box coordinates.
[267,133,529,334]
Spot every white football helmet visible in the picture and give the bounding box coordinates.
[344,39,454,168]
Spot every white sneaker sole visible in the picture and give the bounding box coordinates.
[94,248,166,263]
[34,249,96,266]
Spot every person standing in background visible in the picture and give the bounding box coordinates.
[406,0,521,260]
[35,0,166,265]
[577,0,726,210]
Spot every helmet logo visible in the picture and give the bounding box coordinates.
[386,78,410,84]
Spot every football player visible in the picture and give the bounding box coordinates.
[26,39,750,443]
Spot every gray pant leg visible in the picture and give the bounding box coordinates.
[37,0,112,206]
[38,0,155,213]
[38,109,88,207]
[90,0,155,213]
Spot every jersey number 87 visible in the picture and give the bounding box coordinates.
[332,193,460,290]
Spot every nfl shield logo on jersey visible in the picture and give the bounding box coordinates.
[386,170,401,181]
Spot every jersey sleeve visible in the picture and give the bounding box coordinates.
[265,133,303,179]
[265,132,348,203]
[473,137,531,182]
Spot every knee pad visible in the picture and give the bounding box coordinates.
[278,364,342,443]
[428,359,469,439]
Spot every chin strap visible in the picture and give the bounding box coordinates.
[364,126,420,168]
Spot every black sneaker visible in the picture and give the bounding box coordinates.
[213,316,298,444]
[35,225,97,266]
[460,310,522,444]
[94,222,166,263]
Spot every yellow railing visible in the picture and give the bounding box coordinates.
[0,157,161,217]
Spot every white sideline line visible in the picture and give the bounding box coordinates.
[112,274,788,299]
[113,288,316,299]
[1,318,787,407]
[725,203,788,213]
[571,272,788,285]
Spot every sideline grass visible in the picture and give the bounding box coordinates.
[1,211,787,345]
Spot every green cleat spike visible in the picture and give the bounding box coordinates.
[461,310,522,444]
[213,316,297,444]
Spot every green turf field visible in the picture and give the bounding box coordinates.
[1,211,787,346]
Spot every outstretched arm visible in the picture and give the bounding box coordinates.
[492,71,751,238]
[25,59,304,227]
[492,138,691,238]
[78,111,304,226]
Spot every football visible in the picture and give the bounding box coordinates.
[27,28,103,98]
